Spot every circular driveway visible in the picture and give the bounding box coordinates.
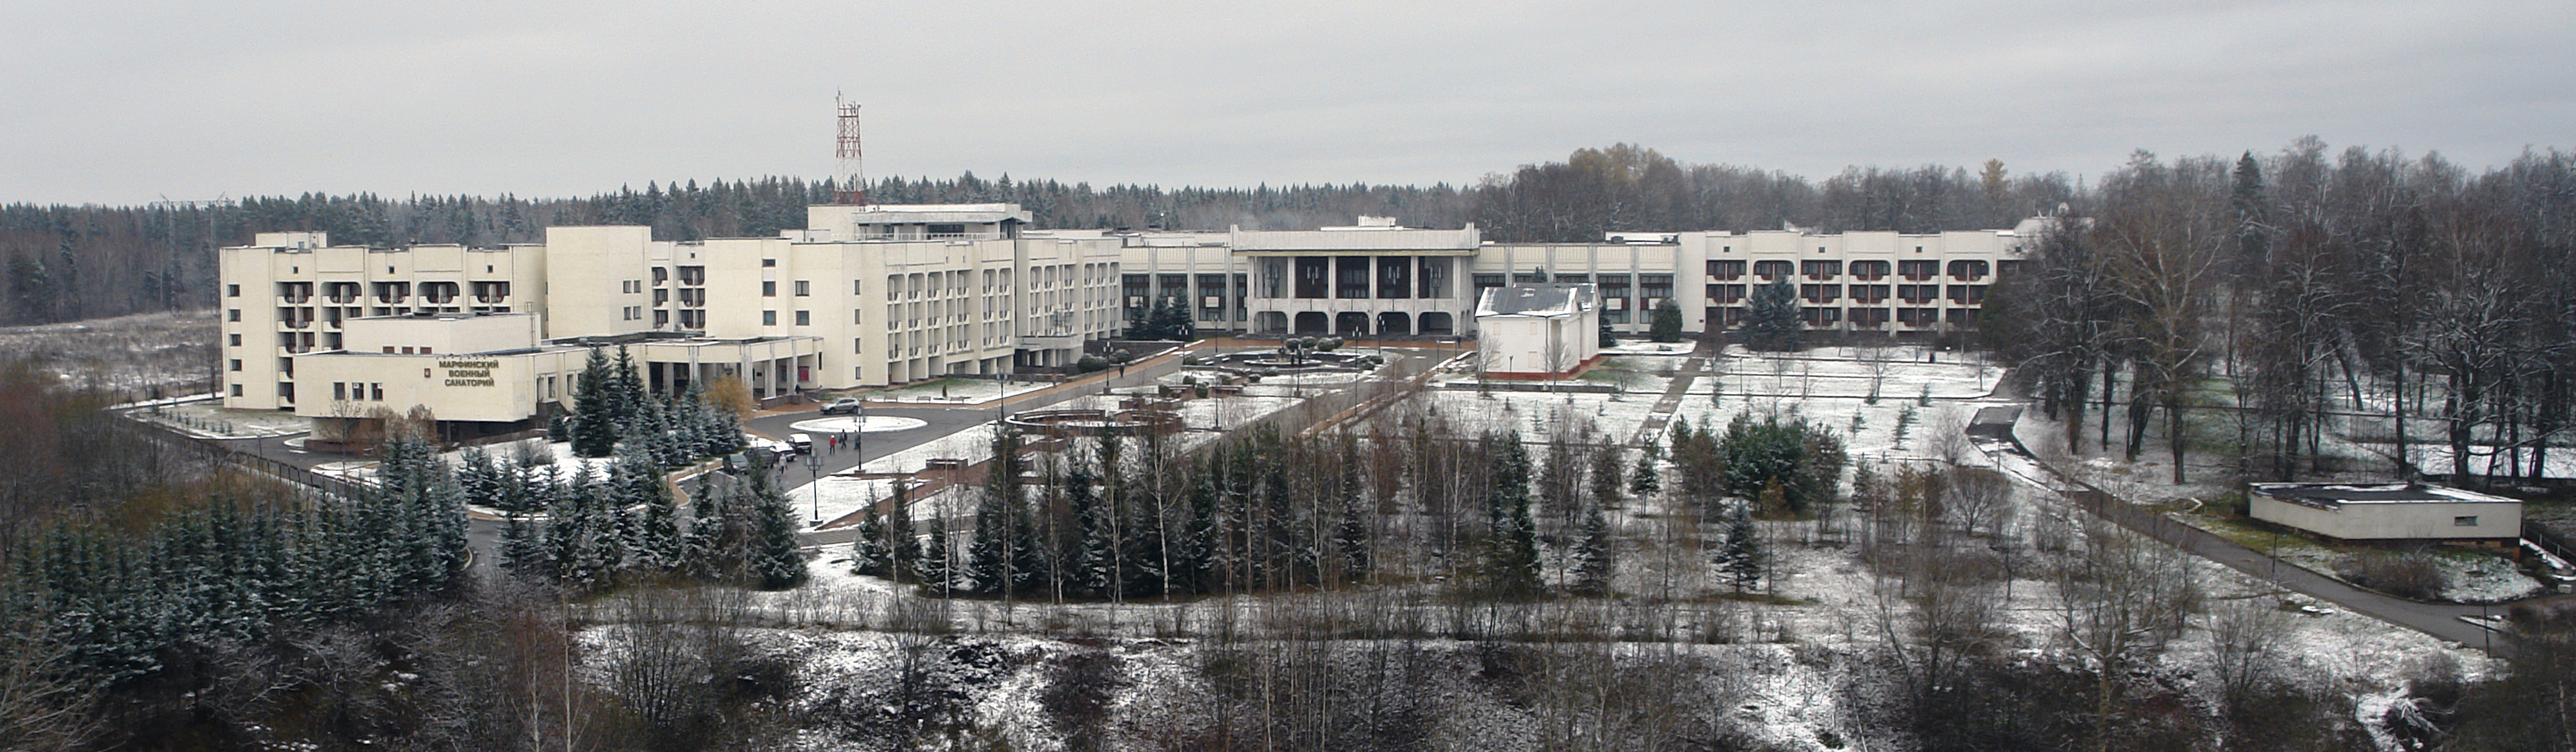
[789,415,930,433]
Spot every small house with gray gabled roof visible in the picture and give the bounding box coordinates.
[1475,283,1600,378]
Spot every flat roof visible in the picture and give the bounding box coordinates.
[2249,482,2521,508]
[1476,283,1595,317]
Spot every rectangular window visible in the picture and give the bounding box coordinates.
[334,382,347,401]
[1295,258,1332,298]
[371,383,383,400]
[795,280,811,296]
[1639,275,1673,300]
[228,309,241,322]
[2454,515,2479,527]
[763,310,777,325]
[227,284,241,297]
[795,310,811,326]
[229,359,242,371]
[277,383,294,400]
[763,281,777,296]
[761,259,776,268]
[1707,260,1745,279]
[231,384,243,397]
[229,333,242,346]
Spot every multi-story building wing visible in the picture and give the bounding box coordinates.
[219,200,2044,438]
[218,203,1120,438]
[1110,216,2048,339]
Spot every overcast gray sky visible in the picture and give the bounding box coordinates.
[5,1,2568,205]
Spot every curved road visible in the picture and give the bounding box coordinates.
[1970,406,2515,656]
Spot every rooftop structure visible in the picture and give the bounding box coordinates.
[2247,482,2524,545]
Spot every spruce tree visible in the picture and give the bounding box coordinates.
[1571,503,1614,595]
[967,428,1025,595]
[1487,502,1542,598]
[1332,495,1370,584]
[1742,278,1802,352]
[681,471,732,578]
[609,345,645,427]
[1649,298,1684,342]
[1483,430,1541,598]
[850,506,892,577]
[617,445,683,572]
[500,508,546,580]
[571,347,618,457]
[744,461,809,589]
[674,385,711,459]
[1121,489,1166,598]
[1718,497,1765,593]
[1631,444,1662,496]
[1070,469,1116,599]
[1177,473,1219,595]
[458,446,502,508]
[884,480,917,583]
[1589,445,1624,508]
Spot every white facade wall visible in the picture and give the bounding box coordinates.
[340,313,541,355]
[220,205,1132,413]
[1111,222,2038,339]
[218,233,548,411]
[2249,495,2523,541]
[292,348,584,424]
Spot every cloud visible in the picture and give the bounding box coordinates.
[3,0,2567,204]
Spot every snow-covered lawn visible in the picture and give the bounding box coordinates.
[1706,346,2001,400]
[125,398,311,438]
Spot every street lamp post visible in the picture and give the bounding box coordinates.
[804,444,823,526]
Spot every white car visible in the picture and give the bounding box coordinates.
[787,433,814,454]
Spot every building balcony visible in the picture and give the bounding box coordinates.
[1018,330,1082,349]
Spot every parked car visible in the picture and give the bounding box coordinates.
[821,397,863,416]
[787,433,814,454]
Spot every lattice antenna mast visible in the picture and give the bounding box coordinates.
[834,95,866,205]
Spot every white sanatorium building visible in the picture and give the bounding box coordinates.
[220,202,2044,435]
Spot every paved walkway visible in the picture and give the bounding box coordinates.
[1628,347,1713,449]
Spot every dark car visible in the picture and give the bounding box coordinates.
[821,398,863,416]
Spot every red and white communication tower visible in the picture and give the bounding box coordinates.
[833,96,866,205]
